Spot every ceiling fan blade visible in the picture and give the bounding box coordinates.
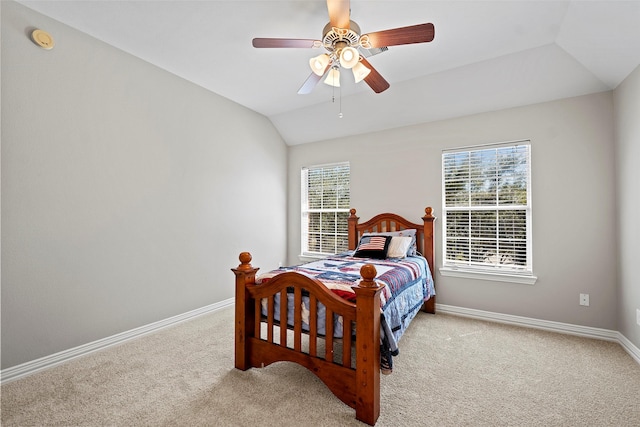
[252,38,319,48]
[298,73,322,95]
[327,0,350,29]
[362,23,435,48]
[298,63,331,95]
[359,58,390,94]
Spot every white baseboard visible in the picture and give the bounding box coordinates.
[617,332,640,365]
[0,298,234,385]
[4,300,637,385]
[436,303,640,365]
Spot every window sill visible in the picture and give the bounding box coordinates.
[439,266,538,285]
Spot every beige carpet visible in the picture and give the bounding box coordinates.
[2,306,639,426]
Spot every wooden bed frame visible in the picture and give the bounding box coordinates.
[233,207,435,425]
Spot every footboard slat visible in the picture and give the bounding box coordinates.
[267,296,274,343]
[279,289,287,348]
[254,298,261,340]
[293,287,302,352]
[343,318,353,367]
[325,308,334,361]
[309,295,318,357]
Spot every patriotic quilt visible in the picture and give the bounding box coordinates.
[255,253,434,372]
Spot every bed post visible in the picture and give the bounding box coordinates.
[232,252,259,371]
[422,207,436,313]
[348,208,359,250]
[352,264,383,426]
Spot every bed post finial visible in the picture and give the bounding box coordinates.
[237,252,253,271]
[424,206,434,218]
[348,208,360,251]
[359,264,378,288]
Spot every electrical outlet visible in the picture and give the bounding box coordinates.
[579,293,590,306]
[637,309,640,326]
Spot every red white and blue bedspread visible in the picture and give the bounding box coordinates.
[256,254,434,358]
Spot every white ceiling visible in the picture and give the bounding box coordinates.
[18,1,640,145]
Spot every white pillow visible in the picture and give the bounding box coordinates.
[386,236,413,258]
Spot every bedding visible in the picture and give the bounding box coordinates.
[256,252,435,371]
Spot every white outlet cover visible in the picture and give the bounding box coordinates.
[580,293,590,306]
[636,309,640,326]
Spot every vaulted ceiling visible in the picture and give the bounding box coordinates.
[18,1,640,145]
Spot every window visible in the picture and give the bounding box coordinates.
[442,141,534,283]
[301,162,350,256]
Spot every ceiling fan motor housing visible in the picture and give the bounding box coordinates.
[322,20,361,53]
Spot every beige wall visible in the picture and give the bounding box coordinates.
[614,64,640,349]
[289,92,618,330]
[1,1,287,368]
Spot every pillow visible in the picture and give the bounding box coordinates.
[362,229,418,256]
[353,235,392,259]
[386,236,413,258]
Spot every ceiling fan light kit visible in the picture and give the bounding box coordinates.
[352,61,371,83]
[252,0,435,95]
[339,46,359,69]
[310,53,331,76]
[324,67,341,87]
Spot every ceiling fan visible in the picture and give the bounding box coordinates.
[252,0,435,95]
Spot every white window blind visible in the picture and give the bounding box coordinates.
[442,142,532,275]
[301,162,350,256]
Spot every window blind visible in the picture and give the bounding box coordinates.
[301,162,350,256]
[442,142,532,273]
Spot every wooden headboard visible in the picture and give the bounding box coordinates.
[347,207,436,282]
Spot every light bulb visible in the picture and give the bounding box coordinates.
[352,61,371,83]
[309,54,330,76]
[339,47,359,69]
[323,67,341,87]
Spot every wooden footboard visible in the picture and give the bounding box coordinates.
[233,252,384,425]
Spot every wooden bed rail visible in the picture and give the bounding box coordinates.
[233,252,384,425]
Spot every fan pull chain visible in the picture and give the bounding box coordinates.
[330,73,343,118]
[331,81,343,119]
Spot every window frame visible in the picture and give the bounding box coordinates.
[300,162,350,258]
[440,141,537,285]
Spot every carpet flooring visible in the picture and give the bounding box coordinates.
[2,306,639,426]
